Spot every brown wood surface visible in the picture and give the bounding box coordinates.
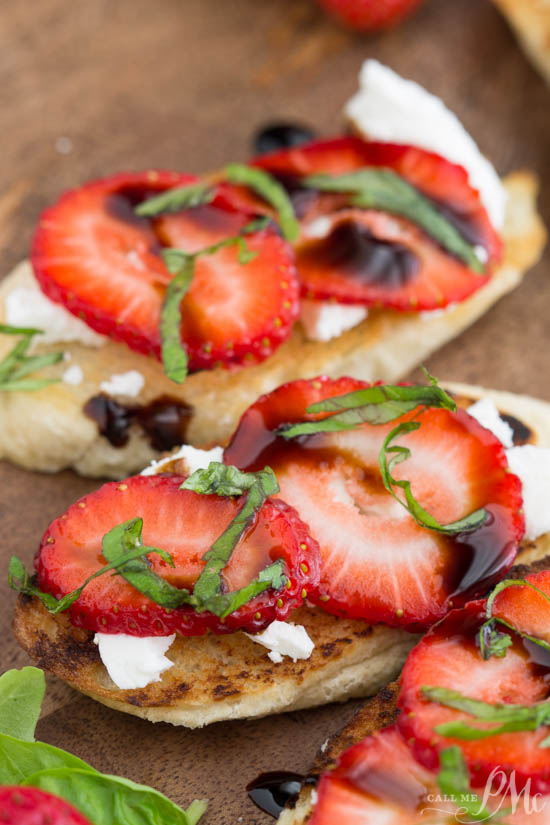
[0,0,549,822]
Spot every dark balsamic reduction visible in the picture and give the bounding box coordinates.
[246,772,316,818]
[502,413,533,446]
[83,394,193,451]
[252,123,317,156]
[298,220,421,289]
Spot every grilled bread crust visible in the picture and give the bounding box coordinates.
[0,172,545,478]
[11,383,550,728]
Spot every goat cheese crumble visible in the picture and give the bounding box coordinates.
[141,445,224,477]
[345,60,506,229]
[100,370,145,398]
[300,299,368,342]
[94,633,175,690]
[245,621,315,664]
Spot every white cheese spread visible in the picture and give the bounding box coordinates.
[345,60,506,229]
[467,398,514,448]
[141,444,224,477]
[100,370,145,398]
[5,280,107,347]
[62,364,84,386]
[245,621,315,664]
[94,632,175,690]
[505,445,550,541]
[300,299,368,342]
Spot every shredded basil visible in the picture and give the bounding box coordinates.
[437,746,509,822]
[379,420,488,535]
[0,324,64,392]
[478,578,550,662]
[135,181,215,216]
[423,686,550,745]
[303,168,485,273]
[224,163,299,242]
[159,217,269,384]
[278,380,456,439]
[8,537,174,615]
[181,463,287,617]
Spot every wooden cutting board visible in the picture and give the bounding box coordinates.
[0,0,549,822]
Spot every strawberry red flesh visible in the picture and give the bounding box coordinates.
[36,474,320,636]
[252,137,501,311]
[31,171,299,370]
[0,786,93,825]
[398,600,550,794]
[316,0,424,32]
[224,377,524,629]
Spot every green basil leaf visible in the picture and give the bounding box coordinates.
[200,560,286,619]
[135,181,214,217]
[0,325,64,392]
[437,746,505,823]
[303,168,485,273]
[0,668,45,742]
[424,686,550,741]
[184,799,209,825]
[101,518,192,610]
[278,382,456,439]
[8,527,178,615]
[379,420,488,535]
[159,253,194,384]
[224,163,299,242]
[23,767,206,825]
[0,731,95,784]
[479,578,550,661]
[182,464,284,614]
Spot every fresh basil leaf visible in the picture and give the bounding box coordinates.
[159,253,194,384]
[224,163,299,242]
[23,768,206,825]
[184,799,209,825]
[8,530,177,615]
[479,578,550,661]
[379,420,487,534]
[200,560,286,619]
[183,464,284,613]
[0,731,95,784]
[135,181,214,217]
[424,686,550,741]
[0,325,63,392]
[303,168,485,273]
[101,518,192,610]
[437,746,506,823]
[279,382,456,439]
[0,668,45,742]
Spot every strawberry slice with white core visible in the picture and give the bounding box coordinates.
[0,787,93,825]
[310,725,549,824]
[398,599,550,794]
[31,172,299,369]
[224,377,524,629]
[492,569,550,644]
[251,137,501,311]
[36,474,320,636]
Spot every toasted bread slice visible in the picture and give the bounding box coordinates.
[11,383,550,728]
[278,556,550,825]
[493,0,550,85]
[0,172,545,478]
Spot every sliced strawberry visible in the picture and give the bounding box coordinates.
[398,601,550,794]
[252,137,501,310]
[293,208,489,310]
[311,725,548,824]
[311,727,454,825]
[31,172,299,370]
[492,570,550,644]
[224,377,524,629]
[36,474,320,636]
[0,787,93,825]
[316,0,424,32]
